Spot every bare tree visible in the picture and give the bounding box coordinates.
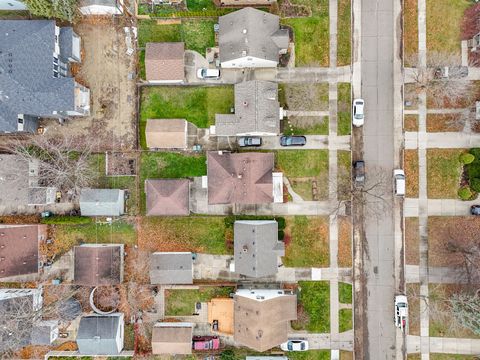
[5,135,99,196]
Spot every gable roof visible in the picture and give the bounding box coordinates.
[76,313,123,355]
[146,119,188,149]
[145,42,185,81]
[80,189,125,216]
[0,225,44,279]
[74,245,123,286]
[218,8,289,64]
[149,252,193,284]
[152,322,193,355]
[207,151,274,205]
[234,290,296,352]
[215,81,280,136]
[145,179,190,216]
[0,20,79,132]
[234,220,284,278]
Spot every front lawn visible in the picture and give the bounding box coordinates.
[279,83,329,111]
[337,0,351,66]
[338,216,352,267]
[339,308,353,332]
[407,283,421,335]
[338,150,351,200]
[293,281,330,333]
[404,0,418,66]
[405,149,419,198]
[165,287,234,316]
[426,149,464,198]
[337,83,351,135]
[405,217,420,265]
[283,117,329,136]
[288,351,331,360]
[339,282,352,304]
[138,216,229,254]
[283,216,329,267]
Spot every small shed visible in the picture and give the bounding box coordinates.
[145,42,185,83]
[76,313,124,355]
[151,322,193,355]
[80,189,125,217]
[146,119,188,149]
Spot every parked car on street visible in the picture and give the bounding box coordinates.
[197,68,221,80]
[353,160,365,187]
[238,136,262,147]
[192,336,220,350]
[280,135,306,147]
[352,98,365,127]
[280,339,309,351]
[394,169,405,196]
[394,295,408,332]
[471,205,480,215]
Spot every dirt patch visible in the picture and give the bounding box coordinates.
[404,115,418,132]
[0,215,39,224]
[405,217,419,265]
[106,152,137,176]
[338,216,352,267]
[426,113,464,132]
[405,150,419,198]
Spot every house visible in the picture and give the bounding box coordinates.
[218,8,289,68]
[145,179,190,216]
[151,322,193,355]
[207,151,283,205]
[76,313,124,355]
[145,42,185,83]
[79,0,124,15]
[0,224,47,280]
[149,252,193,284]
[214,80,282,136]
[73,244,124,286]
[233,220,284,278]
[0,0,26,10]
[0,20,90,133]
[234,289,296,352]
[80,189,125,216]
[146,119,188,149]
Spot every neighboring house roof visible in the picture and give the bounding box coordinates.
[76,313,124,355]
[0,20,80,132]
[215,81,280,136]
[0,225,45,279]
[151,322,193,355]
[207,151,274,204]
[80,189,125,216]
[145,119,188,149]
[145,179,190,216]
[74,245,123,286]
[234,289,296,352]
[218,8,289,64]
[31,320,58,345]
[149,252,193,284]
[234,220,284,278]
[145,42,185,82]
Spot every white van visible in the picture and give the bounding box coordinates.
[394,169,405,196]
[197,68,221,80]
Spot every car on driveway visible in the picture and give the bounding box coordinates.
[471,205,480,215]
[354,160,365,187]
[280,135,306,147]
[352,99,365,127]
[192,336,220,350]
[280,339,309,351]
[394,295,408,332]
[197,68,221,80]
[238,136,262,147]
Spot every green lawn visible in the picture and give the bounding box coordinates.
[283,117,329,135]
[137,20,181,47]
[279,83,329,111]
[139,86,234,148]
[337,0,351,66]
[293,281,330,333]
[283,216,329,267]
[337,83,351,135]
[339,282,353,304]
[187,0,216,11]
[288,351,331,360]
[165,287,234,316]
[181,19,215,55]
[339,308,353,332]
[338,150,351,200]
[426,149,464,199]
[138,50,146,80]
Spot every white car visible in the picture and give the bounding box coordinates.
[196,68,221,80]
[352,98,365,127]
[280,339,309,352]
[394,169,405,196]
[394,295,408,331]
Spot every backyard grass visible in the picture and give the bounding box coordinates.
[165,287,234,316]
[426,149,464,199]
[406,283,420,336]
[276,150,329,200]
[339,282,352,304]
[283,116,329,135]
[403,0,418,66]
[338,216,352,267]
[288,351,331,360]
[337,0,351,66]
[279,83,329,111]
[405,217,420,265]
[139,86,234,147]
[138,216,229,254]
[405,149,419,198]
[337,83,352,135]
[338,150,351,200]
[339,309,353,332]
[137,20,181,47]
[186,0,216,11]
[283,216,329,267]
[293,281,330,333]
[426,0,470,55]
[404,115,419,132]
[181,19,215,55]
[138,50,146,81]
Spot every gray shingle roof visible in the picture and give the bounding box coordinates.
[219,8,289,64]
[215,80,280,136]
[76,313,123,355]
[234,220,284,278]
[0,20,78,133]
[80,189,125,216]
[31,320,58,345]
[149,252,193,284]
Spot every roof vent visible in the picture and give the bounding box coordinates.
[242,245,248,253]
[242,28,247,34]
[243,101,248,107]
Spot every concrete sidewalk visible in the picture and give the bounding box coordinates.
[405,132,480,149]
[276,66,351,83]
[404,198,477,217]
[405,265,469,284]
[408,336,480,355]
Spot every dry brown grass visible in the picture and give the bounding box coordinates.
[405,217,420,265]
[405,150,419,198]
[406,283,421,335]
[404,115,419,132]
[405,83,419,110]
[426,113,464,132]
[404,0,418,66]
[340,351,354,360]
[338,216,352,267]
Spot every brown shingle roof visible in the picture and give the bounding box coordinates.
[74,245,123,286]
[207,151,274,205]
[0,225,44,278]
[145,42,185,82]
[152,323,193,355]
[145,119,187,149]
[145,179,190,216]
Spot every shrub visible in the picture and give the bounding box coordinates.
[458,186,474,200]
[459,152,475,165]
[471,178,480,192]
[470,148,480,159]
